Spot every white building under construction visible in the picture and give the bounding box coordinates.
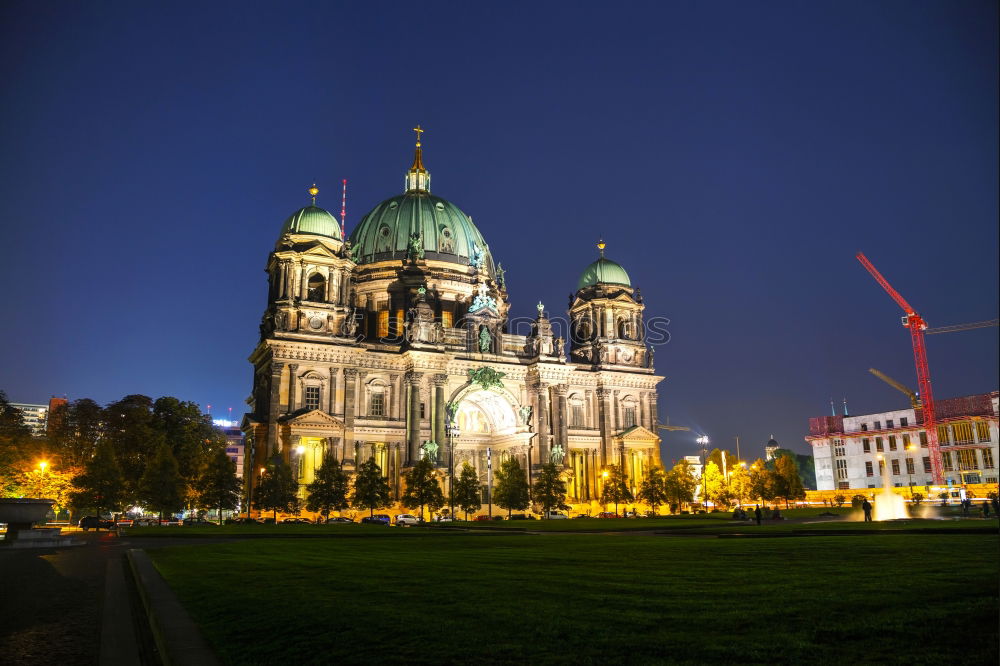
[808,392,999,491]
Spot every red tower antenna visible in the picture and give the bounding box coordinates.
[856,252,943,483]
[340,178,348,239]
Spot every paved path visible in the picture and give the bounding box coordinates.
[0,531,233,666]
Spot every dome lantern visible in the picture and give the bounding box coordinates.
[405,125,431,193]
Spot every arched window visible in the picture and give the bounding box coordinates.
[618,318,631,339]
[622,396,638,428]
[307,273,326,302]
[367,378,388,418]
[568,393,586,428]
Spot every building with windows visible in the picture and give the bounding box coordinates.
[242,132,665,515]
[11,402,48,437]
[808,392,999,491]
[214,420,246,479]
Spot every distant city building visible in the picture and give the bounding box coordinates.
[764,436,779,461]
[46,396,67,436]
[12,402,48,437]
[214,419,246,479]
[807,392,999,491]
[683,455,703,478]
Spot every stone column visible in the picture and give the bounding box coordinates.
[299,264,309,300]
[433,374,448,448]
[328,366,338,415]
[343,369,358,463]
[388,373,399,422]
[556,384,569,451]
[286,364,299,414]
[406,372,423,464]
[536,386,550,465]
[648,392,661,465]
[597,388,612,467]
[268,362,284,456]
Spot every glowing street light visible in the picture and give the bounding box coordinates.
[37,461,48,472]
[696,435,710,511]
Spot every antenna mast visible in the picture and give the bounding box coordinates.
[340,178,348,239]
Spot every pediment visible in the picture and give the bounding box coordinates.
[615,425,659,442]
[301,244,338,258]
[278,409,346,429]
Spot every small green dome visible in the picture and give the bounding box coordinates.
[577,256,631,290]
[349,191,492,271]
[280,205,342,240]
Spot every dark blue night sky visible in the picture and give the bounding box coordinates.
[2,1,996,459]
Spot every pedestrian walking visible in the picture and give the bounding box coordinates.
[862,498,873,522]
[982,500,990,518]
[754,504,762,526]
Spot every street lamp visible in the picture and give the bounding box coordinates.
[696,435,710,511]
[445,415,459,521]
[37,461,48,472]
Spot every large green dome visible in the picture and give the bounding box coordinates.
[577,256,631,290]
[280,205,342,240]
[349,191,492,270]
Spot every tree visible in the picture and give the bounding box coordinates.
[0,391,33,495]
[451,462,481,521]
[197,448,242,523]
[833,494,846,508]
[729,463,751,507]
[637,465,668,515]
[305,456,351,519]
[748,459,773,506]
[14,463,80,519]
[702,461,730,509]
[910,492,924,506]
[255,458,300,521]
[600,464,633,515]
[102,395,164,505]
[401,458,445,521]
[138,442,186,522]
[773,454,805,508]
[352,457,391,518]
[152,396,226,482]
[48,398,103,468]
[663,460,697,512]
[532,463,569,518]
[69,440,126,516]
[492,457,530,517]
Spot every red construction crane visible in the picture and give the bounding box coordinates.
[856,252,943,483]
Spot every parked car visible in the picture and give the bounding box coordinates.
[79,516,114,531]
[597,512,620,519]
[572,514,592,519]
[324,516,353,524]
[160,518,183,526]
[115,518,133,527]
[473,515,492,522]
[506,513,529,520]
[360,514,391,525]
[394,514,419,526]
[133,518,159,527]
[183,517,216,526]
[543,511,568,520]
[280,517,311,524]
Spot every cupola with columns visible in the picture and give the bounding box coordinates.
[568,240,650,368]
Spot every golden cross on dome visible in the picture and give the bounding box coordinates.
[597,238,606,256]
[413,125,424,147]
[308,183,319,205]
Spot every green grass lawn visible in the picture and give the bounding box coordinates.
[148,532,998,665]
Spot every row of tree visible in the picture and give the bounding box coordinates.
[1,391,238,519]
[256,455,574,521]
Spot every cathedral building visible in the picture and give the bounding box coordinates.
[242,131,665,515]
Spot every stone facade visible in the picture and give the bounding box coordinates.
[242,140,663,515]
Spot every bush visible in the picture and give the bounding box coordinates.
[851,494,866,508]
[911,492,924,506]
[833,494,846,508]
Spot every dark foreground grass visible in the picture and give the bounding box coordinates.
[149,532,998,665]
